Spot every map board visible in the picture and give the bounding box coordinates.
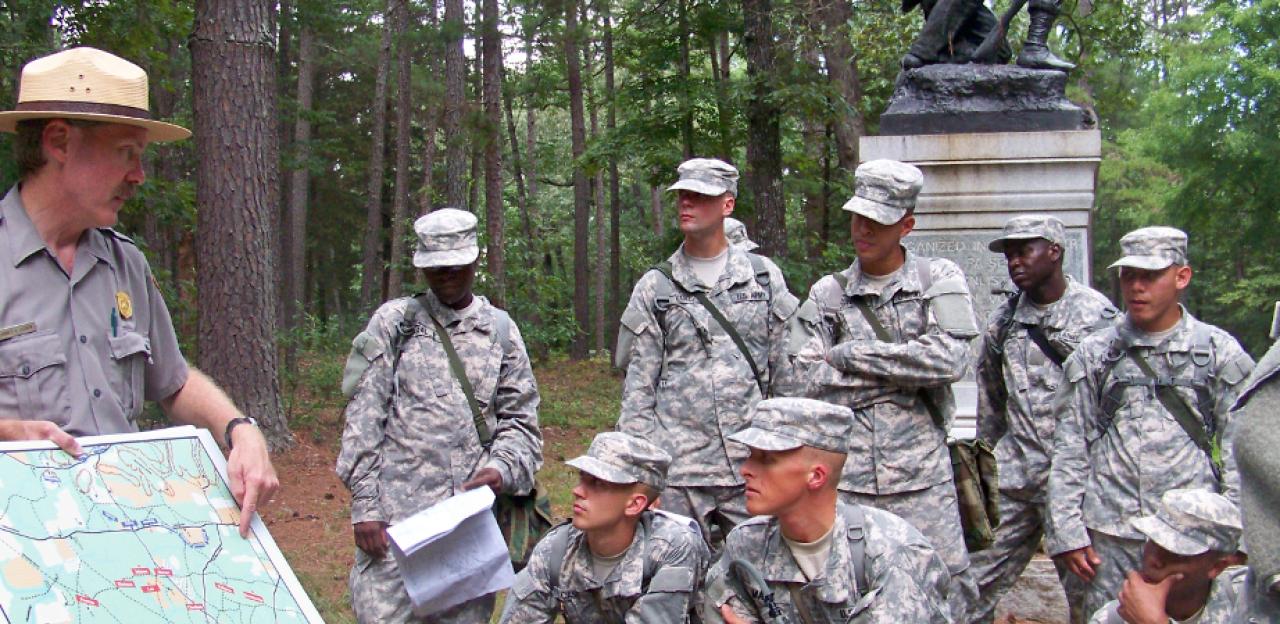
[0,426,323,623]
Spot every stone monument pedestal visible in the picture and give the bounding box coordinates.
[860,129,1102,435]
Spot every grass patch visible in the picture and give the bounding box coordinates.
[530,355,623,517]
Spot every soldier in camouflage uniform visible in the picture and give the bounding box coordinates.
[724,217,760,252]
[1046,227,1254,620]
[1089,489,1246,624]
[336,208,543,624]
[703,397,953,624]
[500,432,709,623]
[968,215,1118,624]
[787,159,979,615]
[1230,333,1280,623]
[615,158,799,548]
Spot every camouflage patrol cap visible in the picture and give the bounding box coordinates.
[1131,488,1242,556]
[1109,226,1189,271]
[413,207,480,268]
[728,397,854,454]
[988,214,1067,253]
[841,159,924,225]
[667,158,739,197]
[725,217,759,252]
[565,432,672,491]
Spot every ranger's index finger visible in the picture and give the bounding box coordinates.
[238,480,260,538]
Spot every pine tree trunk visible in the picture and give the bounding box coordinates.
[816,0,864,176]
[387,0,413,298]
[742,0,787,257]
[604,3,622,350]
[565,0,591,360]
[359,0,394,311]
[191,0,292,451]
[282,26,316,369]
[482,0,505,305]
[417,0,441,215]
[442,0,467,209]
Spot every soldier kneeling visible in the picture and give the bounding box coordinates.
[500,432,709,623]
[703,397,953,623]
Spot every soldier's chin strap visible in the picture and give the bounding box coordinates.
[727,559,796,624]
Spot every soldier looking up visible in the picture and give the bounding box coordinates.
[499,432,708,623]
[615,158,799,549]
[1046,226,1254,620]
[1089,489,1246,624]
[337,208,543,624]
[702,397,952,623]
[788,158,980,616]
[968,215,1118,624]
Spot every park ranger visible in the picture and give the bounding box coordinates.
[1046,226,1254,620]
[337,208,543,624]
[615,158,799,548]
[1229,329,1280,622]
[788,158,979,614]
[1089,489,1247,624]
[499,432,708,623]
[0,47,277,537]
[968,215,1118,624]
[702,397,952,624]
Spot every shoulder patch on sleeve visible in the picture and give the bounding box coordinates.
[620,304,651,336]
[931,292,979,338]
[796,298,820,324]
[340,331,386,398]
[923,275,970,298]
[647,565,694,593]
[771,290,799,321]
[1064,353,1087,383]
[1220,352,1254,386]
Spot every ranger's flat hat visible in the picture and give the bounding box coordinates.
[667,158,739,197]
[729,397,854,454]
[413,208,480,268]
[1109,226,1188,271]
[841,159,924,225]
[988,214,1067,253]
[724,217,759,251]
[0,47,190,142]
[1131,488,1242,556]
[565,432,672,491]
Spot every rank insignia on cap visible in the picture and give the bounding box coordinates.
[116,291,133,320]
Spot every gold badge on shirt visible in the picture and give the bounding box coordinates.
[116,291,133,320]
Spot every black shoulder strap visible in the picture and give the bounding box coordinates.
[840,504,868,597]
[1025,324,1067,367]
[1126,347,1222,481]
[422,301,493,444]
[651,261,766,397]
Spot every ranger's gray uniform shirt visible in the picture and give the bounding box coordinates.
[336,291,542,525]
[702,502,953,623]
[500,511,708,623]
[0,185,189,434]
[1046,311,1253,556]
[615,245,797,486]
[977,279,1118,497]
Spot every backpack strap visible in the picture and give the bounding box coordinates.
[545,522,574,612]
[914,254,933,293]
[650,261,767,396]
[840,504,869,598]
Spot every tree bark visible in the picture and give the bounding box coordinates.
[651,184,663,236]
[564,0,591,360]
[677,0,694,159]
[604,3,622,351]
[469,47,482,215]
[482,0,505,305]
[816,0,864,176]
[742,0,787,257]
[359,0,395,312]
[442,0,467,208]
[417,0,441,215]
[282,26,316,368]
[387,0,413,298]
[191,0,292,450]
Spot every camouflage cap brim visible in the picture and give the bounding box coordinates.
[413,245,480,269]
[1108,254,1176,271]
[738,239,760,252]
[988,233,1049,253]
[565,456,639,486]
[727,427,804,452]
[666,178,730,197]
[1132,515,1213,556]
[841,195,907,226]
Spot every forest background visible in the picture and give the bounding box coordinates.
[0,0,1275,479]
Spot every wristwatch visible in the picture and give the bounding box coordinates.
[224,417,258,450]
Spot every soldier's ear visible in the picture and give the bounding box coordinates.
[1174,264,1192,290]
[624,491,651,518]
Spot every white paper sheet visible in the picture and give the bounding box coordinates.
[388,486,515,615]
